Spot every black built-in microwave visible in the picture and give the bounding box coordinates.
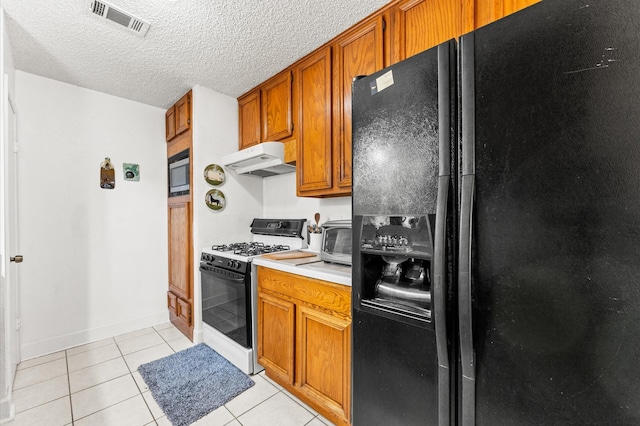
[168,149,190,197]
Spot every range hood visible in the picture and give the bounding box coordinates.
[221,142,295,177]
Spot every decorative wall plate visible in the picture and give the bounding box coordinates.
[205,189,226,211]
[204,164,225,186]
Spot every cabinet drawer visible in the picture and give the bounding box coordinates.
[257,267,351,317]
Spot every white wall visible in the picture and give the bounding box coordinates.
[262,173,352,241]
[15,72,168,359]
[191,85,263,341]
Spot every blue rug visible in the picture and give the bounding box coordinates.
[138,343,255,426]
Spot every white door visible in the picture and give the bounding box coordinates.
[1,73,20,391]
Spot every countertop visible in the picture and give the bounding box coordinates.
[252,250,352,287]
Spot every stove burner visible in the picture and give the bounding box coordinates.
[210,242,291,257]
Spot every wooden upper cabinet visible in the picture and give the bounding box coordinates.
[332,14,385,192]
[464,0,541,32]
[391,0,462,63]
[175,92,191,135]
[165,106,176,141]
[238,90,261,150]
[262,71,294,142]
[166,91,191,142]
[296,47,333,195]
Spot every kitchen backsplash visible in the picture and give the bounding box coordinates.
[262,172,352,225]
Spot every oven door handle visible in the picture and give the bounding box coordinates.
[199,265,245,282]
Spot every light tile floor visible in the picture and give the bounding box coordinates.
[10,322,334,426]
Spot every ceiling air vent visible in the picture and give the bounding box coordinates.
[88,0,150,37]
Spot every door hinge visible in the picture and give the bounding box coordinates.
[382,18,386,31]
[16,319,21,331]
[13,140,18,153]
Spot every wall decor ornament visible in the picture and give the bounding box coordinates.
[100,157,115,189]
[123,163,140,181]
[204,164,225,186]
[205,189,226,211]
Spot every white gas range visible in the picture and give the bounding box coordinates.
[200,219,306,374]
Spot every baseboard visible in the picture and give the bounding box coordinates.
[0,396,15,424]
[193,326,203,344]
[20,311,170,360]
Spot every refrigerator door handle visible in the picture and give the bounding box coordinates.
[433,175,450,426]
[434,41,455,426]
[459,31,476,426]
[459,174,476,426]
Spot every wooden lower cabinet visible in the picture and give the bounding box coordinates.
[297,305,351,423]
[257,267,351,426]
[257,292,296,384]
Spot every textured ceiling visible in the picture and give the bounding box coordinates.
[2,0,390,109]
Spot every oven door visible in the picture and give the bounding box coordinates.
[200,264,252,349]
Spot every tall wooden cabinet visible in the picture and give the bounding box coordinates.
[257,267,351,426]
[166,90,194,341]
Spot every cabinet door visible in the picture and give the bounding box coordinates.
[258,292,296,385]
[262,71,293,141]
[165,105,176,142]
[167,291,178,315]
[296,47,333,194]
[238,90,261,150]
[297,305,351,423]
[175,92,191,136]
[465,0,540,32]
[392,0,462,63]
[177,298,192,326]
[168,200,191,300]
[333,15,385,192]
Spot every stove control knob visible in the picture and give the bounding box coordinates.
[227,260,233,268]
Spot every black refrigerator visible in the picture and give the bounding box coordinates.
[351,0,640,425]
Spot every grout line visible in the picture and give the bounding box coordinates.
[12,361,69,391]
[66,337,115,358]
[70,393,142,423]
[65,349,76,423]
[126,329,166,421]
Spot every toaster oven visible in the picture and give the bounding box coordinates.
[321,219,352,266]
